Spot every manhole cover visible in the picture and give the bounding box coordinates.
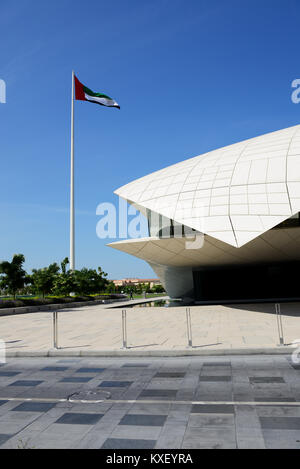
[67,389,111,403]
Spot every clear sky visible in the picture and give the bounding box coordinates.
[1,0,300,279]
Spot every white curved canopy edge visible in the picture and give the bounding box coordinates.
[115,124,300,248]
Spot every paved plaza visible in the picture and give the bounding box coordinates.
[0,355,299,448]
[0,302,300,353]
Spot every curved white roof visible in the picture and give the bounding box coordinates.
[109,227,300,267]
[115,124,300,247]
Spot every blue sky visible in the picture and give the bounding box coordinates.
[1,0,300,279]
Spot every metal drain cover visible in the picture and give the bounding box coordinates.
[68,389,111,403]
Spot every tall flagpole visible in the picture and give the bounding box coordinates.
[70,70,75,271]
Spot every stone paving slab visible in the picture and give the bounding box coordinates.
[0,355,299,448]
[0,302,299,356]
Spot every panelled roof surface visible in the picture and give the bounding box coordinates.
[115,124,300,247]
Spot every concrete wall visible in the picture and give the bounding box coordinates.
[149,262,194,300]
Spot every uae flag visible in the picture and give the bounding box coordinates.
[74,75,120,109]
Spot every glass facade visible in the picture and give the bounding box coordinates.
[193,261,300,301]
[273,212,300,229]
[146,209,198,239]
[147,210,300,238]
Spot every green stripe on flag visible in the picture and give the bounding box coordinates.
[83,85,112,100]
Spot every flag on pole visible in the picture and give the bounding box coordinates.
[74,75,120,109]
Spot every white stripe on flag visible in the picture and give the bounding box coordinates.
[84,93,119,107]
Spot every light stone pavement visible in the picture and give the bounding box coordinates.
[0,355,299,449]
[0,302,300,353]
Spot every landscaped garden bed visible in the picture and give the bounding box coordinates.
[0,294,127,309]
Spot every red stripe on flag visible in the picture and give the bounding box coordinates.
[74,75,86,101]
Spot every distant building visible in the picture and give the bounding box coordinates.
[112,278,162,288]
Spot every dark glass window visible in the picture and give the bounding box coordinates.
[273,213,300,229]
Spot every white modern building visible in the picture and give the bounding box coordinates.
[109,124,300,302]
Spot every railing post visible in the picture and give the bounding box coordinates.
[53,311,58,349]
[122,309,127,349]
[275,303,284,346]
[186,307,193,348]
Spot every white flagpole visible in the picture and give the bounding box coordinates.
[70,70,75,270]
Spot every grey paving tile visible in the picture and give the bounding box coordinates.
[41,367,69,372]
[175,390,196,402]
[55,412,104,425]
[99,381,133,388]
[138,389,177,399]
[256,406,300,417]
[57,359,82,363]
[260,417,300,430]
[0,355,298,448]
[0,434,13,446]
[101,438,156,449]
[0,421,33,434]
[182,427,236,449]
[0,409,41,426]
[191,404,235,414]
[262,429,300,449]
[233,405,261,431]
[252,390,294,401]
[146,380,181,390]
[254,397,296,402]
[73,432,108,449]
[122,364,150,368]
[110,424,162,440]
[154,372,185,378]
[199,376,231,382]
[236,425,264,439]
[27,432,83,449]
[193,392,233,402]
[249,377,285,384]
[60,377,93,383]
[0,430,41,449]
[9,380,43,387]
[119,414,167,426]
[76,368,105,373]
[188,414,234,427]
[232,383,254,401]
[155,424,186,449]
[12,402,55,412]
[237,436,265,449]
[203,362,231,366]
[201,369,232,377]
[128,403,170,415]
[11,388,69,400]
[0,371,20,377]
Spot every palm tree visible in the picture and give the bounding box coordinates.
[0,254,29,299]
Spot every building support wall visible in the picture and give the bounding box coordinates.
[148,262,194,300]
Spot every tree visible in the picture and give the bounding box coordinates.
[105,281,116,293]
[0,254,29,299]
[52,258,109,297]
[52,258,76,296]
[71,267,109,296]
[152,284,165,294]
[60,257,69,275]
[31,263,60,298]
[52,272,76,297]
[138,282,147,294]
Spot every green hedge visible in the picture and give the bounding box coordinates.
[0,294,127,309]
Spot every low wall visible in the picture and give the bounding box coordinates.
[0,298,126,317]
